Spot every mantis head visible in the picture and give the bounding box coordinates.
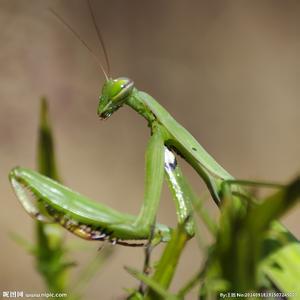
[97,77,134,119]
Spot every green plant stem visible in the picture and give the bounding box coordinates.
[35,98,70,294]
[145,222,189,300]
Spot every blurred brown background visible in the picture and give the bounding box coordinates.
[1,0,300,299]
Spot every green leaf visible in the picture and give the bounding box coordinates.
[37,97,60,180]
[203,176,300,296]
[9,231,34,254]
[252,177,300,297]
[246,177,300,233]
[124,266,178,300]
[71,246,114,294]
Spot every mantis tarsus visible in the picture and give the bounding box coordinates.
[9,0,300,294]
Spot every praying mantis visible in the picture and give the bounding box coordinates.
[9,0,300,296]
[9,75,227,244]
[10,2,232,245]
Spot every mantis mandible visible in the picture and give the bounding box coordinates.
[9,1,300,292]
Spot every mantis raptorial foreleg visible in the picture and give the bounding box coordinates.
[10,126,168,244]
[10,123,199,245]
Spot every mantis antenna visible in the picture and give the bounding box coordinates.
[49,3,109,81]
[87,0,111,78]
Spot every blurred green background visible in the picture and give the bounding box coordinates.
[1,0,300,299]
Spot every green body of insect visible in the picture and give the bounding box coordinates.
[11,75,231,240]
[10,76,234,244]
[7,77,292,241]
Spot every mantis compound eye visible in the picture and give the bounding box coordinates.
[97,77,134,119]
